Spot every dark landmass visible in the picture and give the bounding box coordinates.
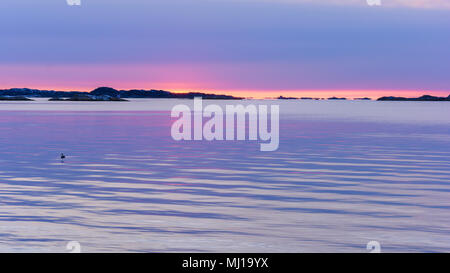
[377,95,450,101]
[277,96,324,100]
[277,96,298,100]
[49,95,128,102]
[0,87,243,101]
[0,96,34,101]
[328,97,347,100]
[301,97,322,100]
[1,87,448,102]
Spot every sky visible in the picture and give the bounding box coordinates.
[0,0,449,98]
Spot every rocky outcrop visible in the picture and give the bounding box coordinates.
[0,87,243,100]
[0,96,34,101]
[377,95,450,101]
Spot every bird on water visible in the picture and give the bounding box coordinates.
[61,153,66,162]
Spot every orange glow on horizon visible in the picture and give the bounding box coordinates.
[0,84,448,100]
[167,89,450,99]
[1,65,448,99]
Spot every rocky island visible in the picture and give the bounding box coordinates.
[0,87,243,101]
[378,95,450,101]
[277,96,298,100]
[0,96,34,101]
[328,97,347,100]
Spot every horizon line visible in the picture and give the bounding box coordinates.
[1,86,449,100]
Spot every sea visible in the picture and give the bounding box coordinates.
[0,98,449,252]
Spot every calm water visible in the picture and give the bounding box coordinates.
[0,99,449,252]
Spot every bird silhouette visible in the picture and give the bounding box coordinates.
[61,153,66,162]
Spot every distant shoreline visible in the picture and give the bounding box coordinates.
[0,87,449,101]
[0,87,244,101]
[276,95,450,101]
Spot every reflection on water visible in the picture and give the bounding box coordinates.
[0,103,449,252]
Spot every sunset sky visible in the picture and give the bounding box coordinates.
[1,0,449,98]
